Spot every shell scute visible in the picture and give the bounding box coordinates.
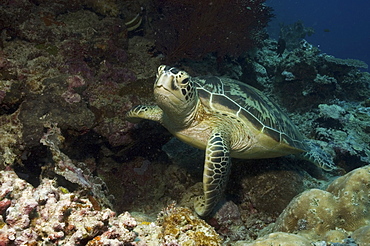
[194,76,306,150]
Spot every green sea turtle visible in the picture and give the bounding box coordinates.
[126,65,335,217]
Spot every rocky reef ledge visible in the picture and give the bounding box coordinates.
[1,164,370,245]
[0,170,221,245]
[237,164,370,246]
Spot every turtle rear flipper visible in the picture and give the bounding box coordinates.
[300,140,337,171]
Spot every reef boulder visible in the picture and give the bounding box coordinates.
[272,164,370,242]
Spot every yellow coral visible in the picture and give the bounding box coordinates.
[157,205,221,246]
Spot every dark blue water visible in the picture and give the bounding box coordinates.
[266,0,370,70]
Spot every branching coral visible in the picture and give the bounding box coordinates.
[151,0,273,62]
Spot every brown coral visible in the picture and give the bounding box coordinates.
[241,232,311,246]
[352,225,370,245]
[325,165,370,231]
[273,165,370,240]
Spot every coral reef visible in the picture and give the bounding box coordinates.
[0,0,153,147]
[209,201,248,241]
[19,75,96,148]
[315,102,370,170]
[0,109,23,168]
[237,168,306,215]
[0,170,137,245]
[0,170,221,245]
[271,165,370,242]
[351,225,370,245]
[246,37,369,110]
[156,204,222,246]
[151,0,273,62]
[234,165,370,245]
[240,28,370,170]
[0,0,369,245]
[40,123,114,209]
[279,20,315,51]
[238,232,312,246]
[221,158,323,242]
[96,156,169,214]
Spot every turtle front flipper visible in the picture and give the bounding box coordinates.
[126,105,163,123]
[194,130,231,217]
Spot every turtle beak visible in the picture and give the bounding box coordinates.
[155,72,170,89]
[154,71,177,92]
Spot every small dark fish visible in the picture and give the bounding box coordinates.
[125,7,144,32]
[277,37,286,57]
[324,29,330,32]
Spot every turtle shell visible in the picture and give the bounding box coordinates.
[193,76,307,151]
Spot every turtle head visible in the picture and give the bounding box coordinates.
[154,65,198,117]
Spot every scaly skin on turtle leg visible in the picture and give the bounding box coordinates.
[194,130,231,217]
[300,140,337,171]
[125,105,163,123]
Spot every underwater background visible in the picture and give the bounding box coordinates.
[267,0,370,69]
[0,0,369,245]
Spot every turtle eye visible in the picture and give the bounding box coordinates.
[180,77,189,85]
[170,67,180,74]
